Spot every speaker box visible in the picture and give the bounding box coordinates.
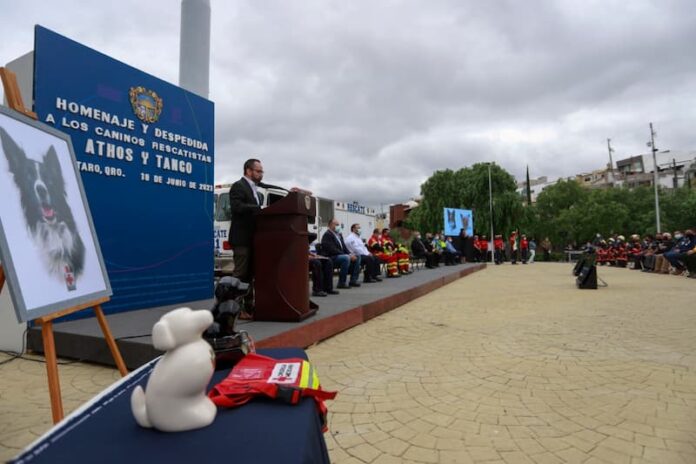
[576,264,597,289]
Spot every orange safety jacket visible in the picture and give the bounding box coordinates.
[209,353,337,432]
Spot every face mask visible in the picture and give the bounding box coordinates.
[356,229,361,236]
[675,234,683,239]
[335,226,342,234]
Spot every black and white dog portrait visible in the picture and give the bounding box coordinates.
[0,126,85,287]
[446,209,457,231]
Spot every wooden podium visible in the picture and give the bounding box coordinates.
[253,191,318,322]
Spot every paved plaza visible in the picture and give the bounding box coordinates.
[1,262,695,463]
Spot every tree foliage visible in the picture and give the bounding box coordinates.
[405,163,523,236]
[407,166,696,251]
[529,182,696,248]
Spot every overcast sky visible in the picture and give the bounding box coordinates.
[2,0,696,206]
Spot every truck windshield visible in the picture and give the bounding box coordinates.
[215,192,231,221]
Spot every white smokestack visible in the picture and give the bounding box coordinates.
[179,0,211,98]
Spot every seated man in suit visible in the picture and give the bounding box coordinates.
[411,232,437,269]
[320,219,362,288]
[309,249,339,297]
[344,223,382,283]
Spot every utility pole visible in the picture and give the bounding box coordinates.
[488,163,494,263]
[649,123,661,233]
[607,138,615,184]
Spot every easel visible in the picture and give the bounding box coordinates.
[0,67,128,424]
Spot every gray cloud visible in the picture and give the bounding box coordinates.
[3,0,696,205]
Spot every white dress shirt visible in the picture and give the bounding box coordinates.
[345,232,369,256]
[243,176,260,204]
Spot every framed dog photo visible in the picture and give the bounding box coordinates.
[0,105,111,322]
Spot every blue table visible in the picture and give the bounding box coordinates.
[11,348,330,464]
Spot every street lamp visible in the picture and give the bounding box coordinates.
[488,163,494,263]
[648,123,661,233]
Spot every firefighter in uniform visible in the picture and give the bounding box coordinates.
[494,234,504,264]
[382,228,411,274]
[367,228,399,277]
[520,234,529,264]
[479,234,490,262]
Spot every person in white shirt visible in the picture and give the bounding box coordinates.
[344,224,382,283]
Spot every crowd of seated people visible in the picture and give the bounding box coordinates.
[593,229,696,278]
[313,221,502,297]
[312,222,410,297]
[409,231,466,267]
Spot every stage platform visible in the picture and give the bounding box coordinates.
[27,263,485,369]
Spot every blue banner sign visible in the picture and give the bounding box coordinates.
[33,26,215,318]
[443,208,473,236]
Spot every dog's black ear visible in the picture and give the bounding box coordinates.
[44,145,65,187]
[0,126,27,175]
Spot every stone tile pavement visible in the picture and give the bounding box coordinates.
[0,354,120,461]
[1,263,695,463]
[308,263,696,463]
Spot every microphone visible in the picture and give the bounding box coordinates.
[257,181,289,192]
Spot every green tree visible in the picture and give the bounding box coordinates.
[406,163,523,237]
[662,187,696,232]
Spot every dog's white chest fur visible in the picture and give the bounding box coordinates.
[34,221,76,276]
[130,308,217,432]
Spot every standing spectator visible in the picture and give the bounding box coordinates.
[509,231,519,264]
[494,234,505,265]
[320,219,362,288]
[541,237,552,261]
[479,235,491,262]
[472,235,482,262]
[528,237,537,263]
[344,223,382,283]
[459,228,474,263]
[520,234,529,264]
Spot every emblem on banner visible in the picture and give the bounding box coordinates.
[129,86,163,123]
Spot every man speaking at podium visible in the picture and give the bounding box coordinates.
[229,158,264,320]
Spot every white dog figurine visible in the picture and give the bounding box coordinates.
[131,307,217,432]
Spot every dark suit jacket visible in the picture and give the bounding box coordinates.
[228,177,261,247]
[320,230,349,257]
[411,238,428,257]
